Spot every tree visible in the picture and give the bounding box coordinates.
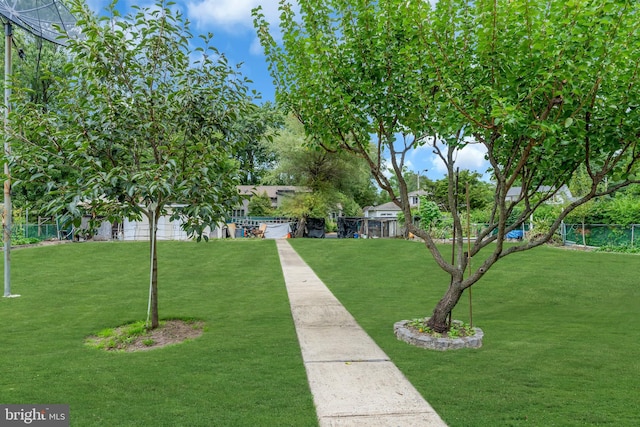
[264,114,377,216]
[8,31,70,107]
[379,168,432,205]
[10,0,258,328]
[566,164,600,244]
[601,193,640,227]
[248,191,274,216]
[4,30,75,216]
[416,197,441,233]
[255,0,640,332]
[425,170,493,211]
[233,102,283,185]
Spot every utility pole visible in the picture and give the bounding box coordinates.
[417,169,428,191]
[3,21,16,298]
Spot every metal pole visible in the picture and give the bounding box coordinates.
[466,182,473,328]
[447,169,459,327]
[3,21,16,298]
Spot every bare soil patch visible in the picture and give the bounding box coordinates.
[86,319,204,352]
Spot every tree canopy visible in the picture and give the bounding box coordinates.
[3,30,73,214]
[9,0,260,327]
[425,170,493,212]
[264,114,377,218]
[233,103,282,185]
[255,0,640,332]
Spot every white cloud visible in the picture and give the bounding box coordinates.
[402,135,489,180]
[249,35,264,55]
[427,142,489,178]
[455,143,488,171]
[85,0,107,13]
[382,158,393,178]
[186,0,281,32]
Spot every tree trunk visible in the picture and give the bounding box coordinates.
[150,212,159,329]
[151,232,159,328]
[295,216,306,238]
[427,282,465,333]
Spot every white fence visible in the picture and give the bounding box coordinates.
[91,216,200,241]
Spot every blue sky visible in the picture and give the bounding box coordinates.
[85,0,490,181]
[86,0,278,102]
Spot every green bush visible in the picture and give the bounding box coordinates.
[11,237,41,246]
[597,243,640,254]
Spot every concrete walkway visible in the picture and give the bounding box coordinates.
[276,240,447,427]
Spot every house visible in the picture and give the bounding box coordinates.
[235,185,304,217]
[85,185,310,241]
[364,190,430,218]
[79,204,200,242]
[505,185,574,204]
[363,201,402,218]
[408,190,430,207]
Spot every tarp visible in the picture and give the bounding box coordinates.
[305,218,325,238]
[264,223,291,239]
[506,230,524,239]
[337,217,361,238]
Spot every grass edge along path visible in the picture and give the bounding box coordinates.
[289,238,640,427]
[0,241,318,427]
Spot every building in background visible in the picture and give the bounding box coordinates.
[363,190,429,218]
[235,185,304,217]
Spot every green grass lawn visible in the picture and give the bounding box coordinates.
[289,239,640,427]
[0,241,317,427]
[3,239,639,426]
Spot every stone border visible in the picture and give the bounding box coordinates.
[394,320,484,351]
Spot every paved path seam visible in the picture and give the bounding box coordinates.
[276,240,447,427]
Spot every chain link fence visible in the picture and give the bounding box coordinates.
[562,223,640,247]
[13,222,72,241]
[10,217,638,248]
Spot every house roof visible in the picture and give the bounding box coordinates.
[365,201,402,212]
[505,187,522,198]
[237,185,303,199]
[506,185,573,199]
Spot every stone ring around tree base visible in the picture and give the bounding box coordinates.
[394,320,484,351]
